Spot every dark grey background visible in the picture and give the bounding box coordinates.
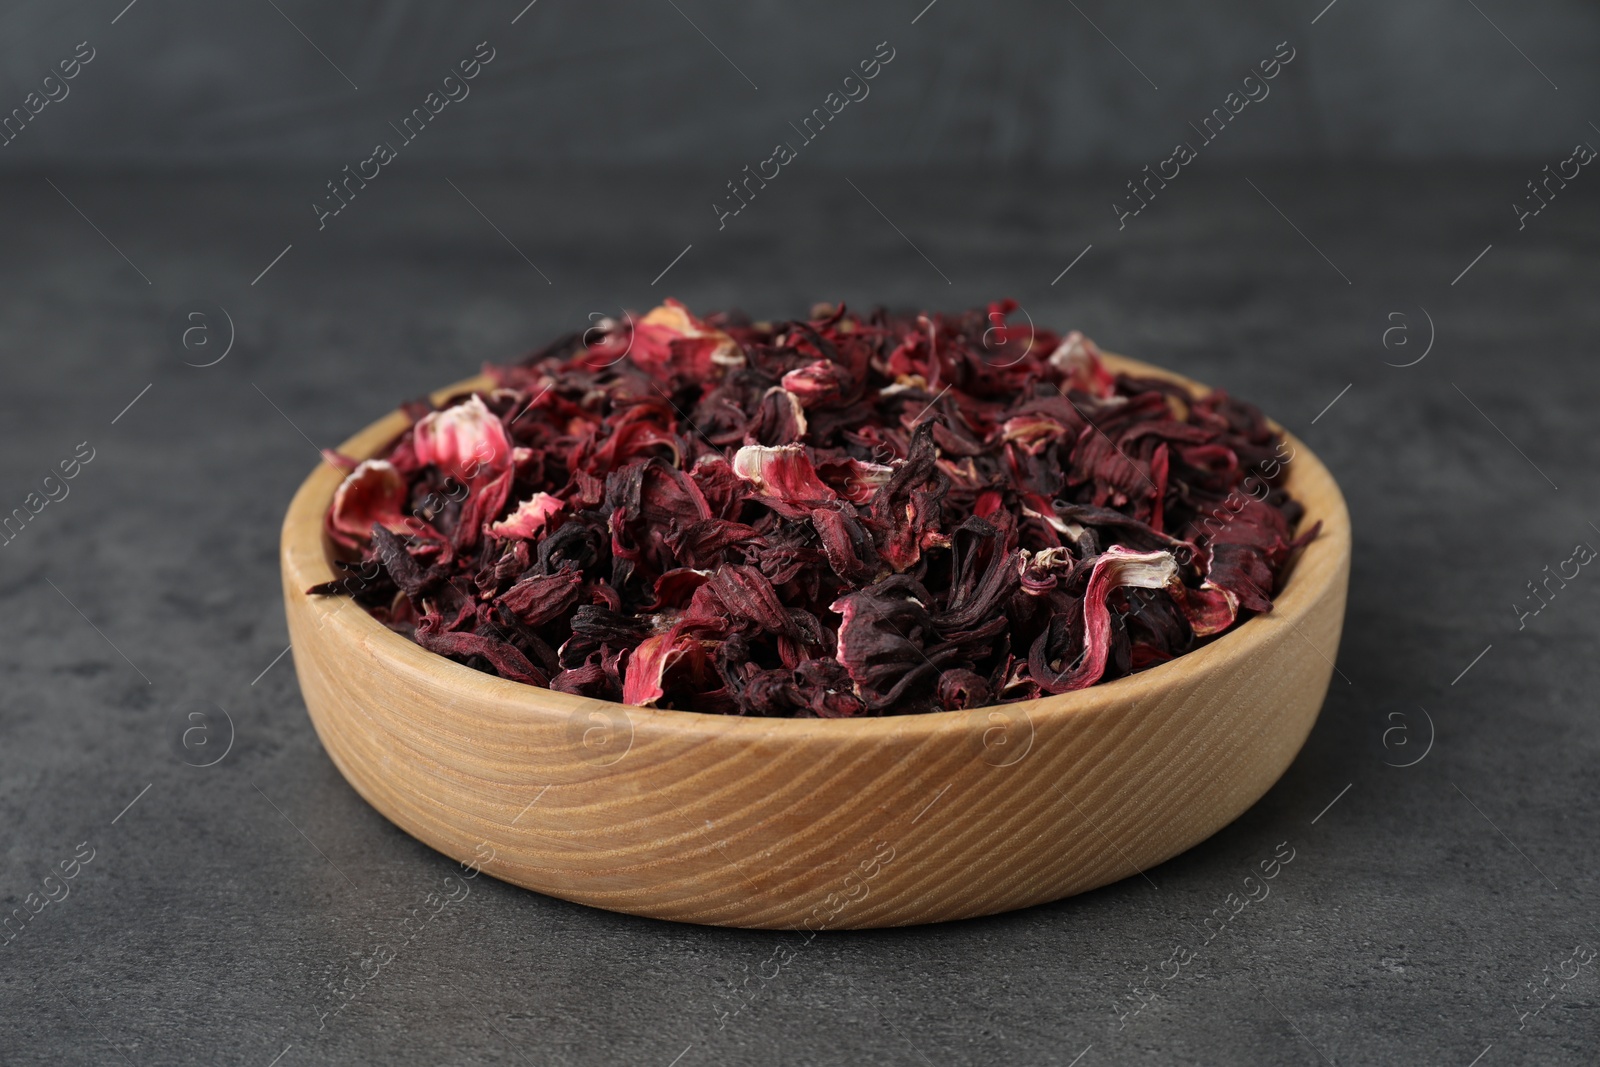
[0,0,1596,168]
[2,2,1599,1066]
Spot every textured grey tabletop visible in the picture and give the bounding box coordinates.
[1,165,1597,1067]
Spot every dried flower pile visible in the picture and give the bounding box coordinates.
[312,300,1316,716]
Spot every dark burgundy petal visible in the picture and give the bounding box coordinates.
[867,422,950,573]
[746,387,809,446]
[937,513,1020,634]
[550,660,611,697]
[937,669,991,710]
[812,505,883,585]
[832,576,948,711]
[667,518,760,568]
[371,524,432,600]
[1205,543,1277,612]
[499,571,583,626]
[415,614,548,686]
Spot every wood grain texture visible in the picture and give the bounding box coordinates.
[279,353,1350,929]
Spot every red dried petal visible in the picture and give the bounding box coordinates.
[454,466,513,550]
[1167,580,1239,636]
[732,444,837,514]
[628,299,744,384]
[1032,547,1177,693]
[328,459,412,549]
[622,622,715,707]
[814,457,894,504]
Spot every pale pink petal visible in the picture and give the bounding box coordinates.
[486,492,565,541]
[1048,330,1117,398]
[1001,414,1072,455]
[328,459,410,547]
[413,395,512,482]
[780,359,851,407]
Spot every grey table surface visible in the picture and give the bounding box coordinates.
[1,164,1597,1067]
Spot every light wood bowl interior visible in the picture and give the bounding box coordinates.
[279,353,1350,929]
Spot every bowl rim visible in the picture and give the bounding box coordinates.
[281,351,1351,741]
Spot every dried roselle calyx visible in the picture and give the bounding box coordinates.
[313,300,1314,715]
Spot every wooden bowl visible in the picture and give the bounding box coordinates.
[280,354,1349,929]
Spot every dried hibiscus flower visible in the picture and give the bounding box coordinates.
[310,299,1317,717]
